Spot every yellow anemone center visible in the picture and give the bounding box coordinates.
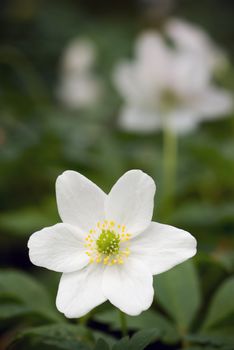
[84,220,131,266]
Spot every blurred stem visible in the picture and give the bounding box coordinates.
[79,312,91,326]
[119,310,127,336]
[181,337,190,349]
[161,123,178,219]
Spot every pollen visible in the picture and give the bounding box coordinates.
[96,230,120,255]
[84,220,131,266]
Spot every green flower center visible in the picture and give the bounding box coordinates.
[160,89,180,111]
[84,220,131,265]
[96,230,120,256]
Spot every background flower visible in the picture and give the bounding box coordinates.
[57,39,103,109]
[113,19,233,134]
[165,18,228,74]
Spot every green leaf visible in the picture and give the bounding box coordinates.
[129,329,160,350]
[187,331,234,348]
[0,303,30,320]
[94,338,110,350]
[92,331,116,347]
[112,336,129,350]
[202,276,234,330]
[112,329,159,350]
[169,201,234,234]
[7,324,94,350]
[94,309,179,344]
[216,251,234,273]
[0,198,58,237]
[154,260,201,332]
[196,254,227,299]
[0,269,62,323]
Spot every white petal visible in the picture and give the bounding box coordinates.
[28,223,89,273]
[58,75,101,109]
[131,222,197,275]
[119,105,161,133]
[165,18,210,54]
[113,62,142,103]
[136,32,167,61]
[165,18,227,72]
[170,52,210,97]
[56,171,106,232]
[103,258,153,316]
[193,87,233,119]
[62,39,96,73]
[113,52,167,106]
[56,264,106,318]
[168,108,199,134]
[135,32,171,89]
[106,170,156,236]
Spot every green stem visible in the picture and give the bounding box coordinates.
[119,310,127,336]
[79,312,91,326]
[161,124,178,219]
[181,337,190,349]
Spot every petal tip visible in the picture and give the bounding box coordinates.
[56,170,75,185]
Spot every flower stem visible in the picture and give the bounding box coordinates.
[79,312,91,326]
[119,310,128,336]
[161,124,178,219]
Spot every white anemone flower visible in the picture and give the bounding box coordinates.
[57,39,102,109]
[57,74,102,109]
[164,18,228,74]
[61,39,96,74]
[28,170,197,317]
[113,25,233,134]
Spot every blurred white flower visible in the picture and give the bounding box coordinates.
[57,39,102,109]
[113,20,233,134]
[61,39,96,73]
[165,18,228,73]
[58,74,102,109]
[28,169,196,317]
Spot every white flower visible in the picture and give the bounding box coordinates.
[165,18,228,73]
[57,74,102,109]
[113,21,233,134]
[57,39,102,109]
[28,170,196,317]
[61,39,96,74]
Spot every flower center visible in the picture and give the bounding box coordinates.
[160,89,181,111]
[96,230,120,255]
[84,220,131,266]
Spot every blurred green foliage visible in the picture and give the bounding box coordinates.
[0,0,234,349]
